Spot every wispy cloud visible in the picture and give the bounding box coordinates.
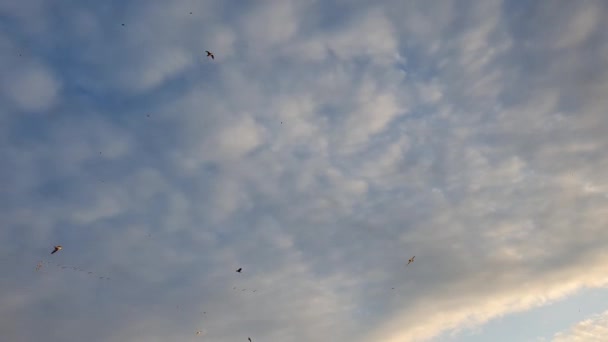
[554,310,608,342]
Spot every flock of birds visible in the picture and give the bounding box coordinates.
[39,241,263,339]
[39,242,415,340]
[31,20,417,340]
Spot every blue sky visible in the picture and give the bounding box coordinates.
[1,1,608,341]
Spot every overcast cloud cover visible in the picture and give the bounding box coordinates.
[1,1,608,341]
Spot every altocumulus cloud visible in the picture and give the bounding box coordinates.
[1,1,608,342]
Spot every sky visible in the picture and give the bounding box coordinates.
[1,1,608,341]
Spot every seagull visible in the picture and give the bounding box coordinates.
[51,245,62,254]
[236,268,242,273]
[205,50,215,60]
[407,256,415,266]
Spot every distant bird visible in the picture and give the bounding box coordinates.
[407,256,415,266]
[236,267,242,273]
[248,337,252,342]
[121,23,125,26]
[196,330,202,335]
[205,50,215,60]
[51,245,62,254]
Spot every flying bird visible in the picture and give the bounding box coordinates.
[205,50,215,60]
[248,338,252,342]
[51,245,62,254]
[236,268,242,273]
[407,256,415,266]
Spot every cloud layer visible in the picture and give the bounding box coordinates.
[1,1,608,342]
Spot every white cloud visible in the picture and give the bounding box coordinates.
[121,47,194,92]
[2,63,61,112]
[553,310,608,342]
[241,0,299,50]
[555,3,602,49]
[213,115,264,160]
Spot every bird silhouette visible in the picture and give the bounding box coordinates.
[51,245,62,254]
[248,338,252,342]
[407,256,415,265]
[206,50,215,60]
[236,268,242,273]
